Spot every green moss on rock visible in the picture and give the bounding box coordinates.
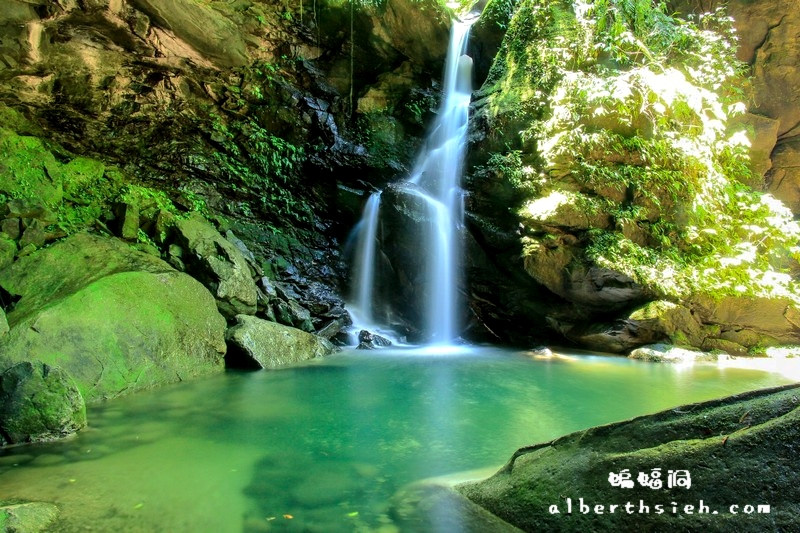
[0,502,58,533]
[0,233,227,402]
[0,270,226,402]
[0,362,86,445]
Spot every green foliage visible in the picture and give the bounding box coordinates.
[484,0,800,304]
[203,111,313,226]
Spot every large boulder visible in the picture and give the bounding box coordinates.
[0,362,86,445]
[225,314,335,370]
[459,384,800,531]
[0,232,171,325]
[0,233,227,402]
[174,214,258,320]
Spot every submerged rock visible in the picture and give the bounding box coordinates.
[0,502,59,533]
[0,362,86,445]
[459,384,800,531]
[225,314,335,370]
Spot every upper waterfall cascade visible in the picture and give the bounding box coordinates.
[348,18,476,346]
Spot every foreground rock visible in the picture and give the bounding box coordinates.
[0,362,86,445]
[0,233,227,404]
[225,314,335,369]
[458,384,800,531]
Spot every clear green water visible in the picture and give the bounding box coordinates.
[0,347,792,532]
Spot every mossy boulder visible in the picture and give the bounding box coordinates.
[0,270,226,402]
[459,384,800,531]
[225,314,335,370]
[0,502,59,533]
[174,213,258,320]
[0,233,227,402]
[0,233,171,326]
[0,362,86,445]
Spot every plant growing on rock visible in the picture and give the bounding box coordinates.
[474,0,800,323]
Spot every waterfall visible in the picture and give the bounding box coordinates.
[348,18,475,346]
[349,192,381,327]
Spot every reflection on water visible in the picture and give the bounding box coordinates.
[0,348,792,532]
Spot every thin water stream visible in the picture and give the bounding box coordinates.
[0,348,791,532]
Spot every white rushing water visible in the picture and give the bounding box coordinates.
[349,19,475,345]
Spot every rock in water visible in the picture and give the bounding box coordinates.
[225,314,335,369]
[356,330,393,350]
[0,362,86,445]
[458,384,800,531]
[0,502,59,533]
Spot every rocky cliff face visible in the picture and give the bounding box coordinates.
[0,0,451,338]
[464,0,800,352]
[672,0,800,213]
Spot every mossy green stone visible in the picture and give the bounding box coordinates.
[225,314,334,369]
[0,502,58,533]
[0,270,226,401]
[0,237,14,271]
[0,362,86,444]
[0,233,171,327]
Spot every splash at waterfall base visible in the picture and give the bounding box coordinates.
[347,20,476,346]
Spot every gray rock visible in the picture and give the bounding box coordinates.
[0,362,86,445]
[225,314,335,369]
[356,329,392,349]
[174,213,258,319]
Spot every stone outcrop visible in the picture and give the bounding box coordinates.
[676,0,800,211]
[459,384,800,531]
[225,314,335,369]
[174,213,258,319]
[463,0,800,351]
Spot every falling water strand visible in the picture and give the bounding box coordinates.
[348,18,475,345]
[350,192,381,326]
[409,19,474,344]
